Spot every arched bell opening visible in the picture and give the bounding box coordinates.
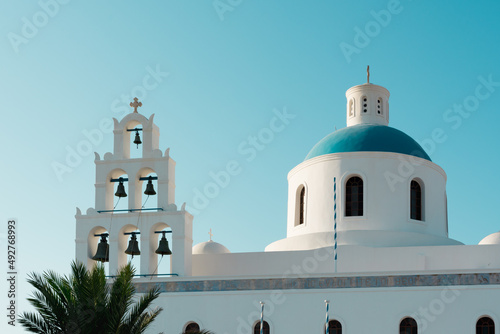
[125,120,144,160]
[106,169,129,212]
[88,226,110,275]
[150,222,173,277]
[135,168,159,210]
[117,224,141,275]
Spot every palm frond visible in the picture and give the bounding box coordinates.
[122,284,161,328]
[107,263,136,332]
[25,272,69,328]
[18,311,59,334]
[20,260,162,334]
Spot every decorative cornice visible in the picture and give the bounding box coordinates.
[135,272,500,294]
[288,152,446,180]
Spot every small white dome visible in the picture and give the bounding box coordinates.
[479,232,500,245]
[193,240,230,254]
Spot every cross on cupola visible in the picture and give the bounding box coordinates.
[208,228,213,241]
[130,97,142,113]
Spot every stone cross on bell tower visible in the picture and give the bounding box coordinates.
[130,97,142,113]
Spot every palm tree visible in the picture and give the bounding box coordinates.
[19,261,162,334]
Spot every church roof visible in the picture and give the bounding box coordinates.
[305,124,431,161]
[479,232,500,245]
[192,240,231,255]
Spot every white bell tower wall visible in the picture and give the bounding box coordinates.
[75,99,193,277]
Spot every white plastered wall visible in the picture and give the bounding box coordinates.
[76,110,193,276]
[265,152,457,251]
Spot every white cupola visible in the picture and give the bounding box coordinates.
[346,67,390,127]
[266,70,462,252]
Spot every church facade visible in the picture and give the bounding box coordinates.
[75,76,500,334]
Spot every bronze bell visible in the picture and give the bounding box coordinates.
[133,130,142,148]
[92,234,109,263]
[144,176,156,196]
[115,178,127,198]
[155,231,172,257]
[124,232,140,258]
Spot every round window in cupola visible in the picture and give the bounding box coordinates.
[377,97,383,115]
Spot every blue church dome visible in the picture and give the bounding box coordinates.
[305,124,431,161]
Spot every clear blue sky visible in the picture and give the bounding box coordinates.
[1,1,500,331]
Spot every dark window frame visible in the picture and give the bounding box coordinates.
[253,321,270,334]
[410,180,423,221]
[400,317,417,334]
[299,186,305,225]
[476,317,495,334]
[185,322,200,333]
[346,176,363,217]
[324,319,342,334]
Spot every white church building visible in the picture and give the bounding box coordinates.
[75,76,500,334]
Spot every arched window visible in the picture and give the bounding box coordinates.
[184,322,200,333]
[325,320,342,334]
[400,317,417,334]
[476,317,495,334]
[349,99,355,117]
[295,185,306,226]
[346,176,363,216]
[410,180,423,221]
[299,186,305,225]
[253,321,270,334]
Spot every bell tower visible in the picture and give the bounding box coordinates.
[75,99,193,277]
